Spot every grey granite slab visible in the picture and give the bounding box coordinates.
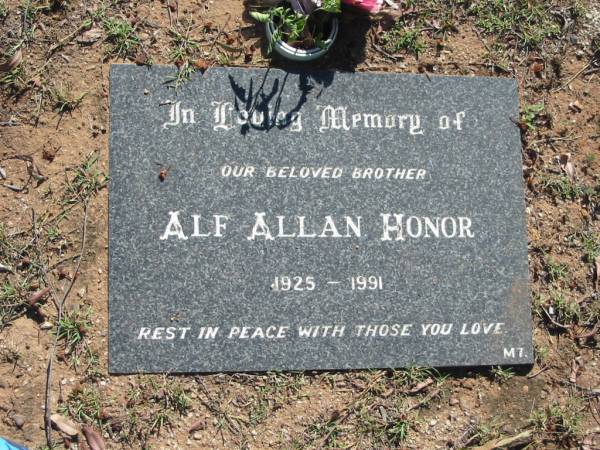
[109,64,533,373]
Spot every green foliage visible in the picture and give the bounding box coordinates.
[56,306,92,351]
[539,290,580,324]
[266,6,308,52]
[545,258,568,282]
[581,232,599,263]
[249,398,269,425]
[386,419,409,444]
[102,17,140,58]
[0,282,17,303]
[0,0,8,19]
[534,343,550,365]
[168,24,200,88]
[60,387,103,423]
[251,2,337,52]
[50,85,87,113]
[0,279,30,328]
[585,152,597,165]
[490,365,514,383]
[471,419,502,446]
[381,24,426,57]
[543,176,584,201]
[0,281,18,325]
[392,366,442,386]
[250,11,270,23]
[321,0,341,14]
[0,64,26,91]
[521,103,544,130]
[64,153,108,204]
[46,226,61,242]
[122,376,191,439]
[469,0,561,49]
[531,399,583,443]
[19,0,38,26]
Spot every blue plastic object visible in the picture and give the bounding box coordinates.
[0,437,29,450]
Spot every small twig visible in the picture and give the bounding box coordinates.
[470,430,533,450]
[527,365,549,379]
[528,135,582,147]
[209,13,231,55]
[47,21,92,56]
[48,254,81,270]
[553,61,593,92]
[44,202,89,448]
[541,307,572,329]
[166,0,173,26]
[7,203,77,239]
[317,372,386,448]
[406,388,441,412]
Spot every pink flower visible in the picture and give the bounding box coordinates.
[341,0,383,14]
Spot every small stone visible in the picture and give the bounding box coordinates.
[192,432,202,440]
[522,385,529,393]
[13,414,25,429]
[40,321,53,330]
[429,419,437,426]
[449,397,459,406]
[77,288,86,298]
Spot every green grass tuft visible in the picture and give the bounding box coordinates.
[381,24,427,57]
[102,17,140,59]
[469,0,562,49]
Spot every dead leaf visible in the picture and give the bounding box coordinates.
[569,357,581,383]
[50,413,80,436]
[531,62,544,76]
[194,59,209,72]
[0,50,23,73]
[188,419,206,433]
[244,46,254,63]
[82,424,106,450]
[28,287,50,306]
[568,101,582,113]
[57,266,71,280]
[76,28,103,45]
[559,153,575,181]
[43,146,59,162]
[408,377,434,394]
[134,53,149,65]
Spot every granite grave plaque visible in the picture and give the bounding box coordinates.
[109,64,533,373]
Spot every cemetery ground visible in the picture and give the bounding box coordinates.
[0,0,600,448]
